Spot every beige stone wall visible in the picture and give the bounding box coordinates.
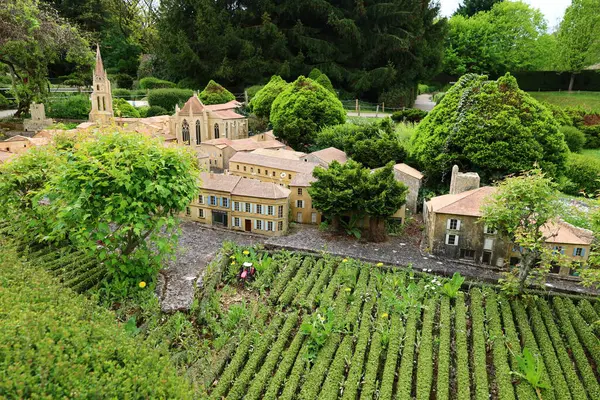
[1,139,31,154]
[394,171,421,215]
[289,185,321,224]
[175,113,248,146]
[229,161,298,186]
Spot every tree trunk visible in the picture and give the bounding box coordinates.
[518,252,536,294]
[331,215,340,231]
[368,217,387,243]
[568,73,576,92]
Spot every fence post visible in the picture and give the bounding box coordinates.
[375,105,379,118]
[382,102,385,113]
[244,90,249,105]
[355,99,358,113]
[358,104,361,117]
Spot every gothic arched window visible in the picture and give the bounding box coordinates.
[225,123,228,138]
[182,119,190,144]
[214,123,220,139]
[195,120,201,144]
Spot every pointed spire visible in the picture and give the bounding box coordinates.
[94,44,104,76]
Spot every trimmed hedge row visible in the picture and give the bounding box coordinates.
[262,329,306,400]
[278,346,309,400]
[416,298,437,400]
[319,263,344,309]
[537,299,588,400]
[470,289,489,400]
[268,257,301,304]
[298,333,342,400]
[436,297,451,400]
[563,299,600,369]
[208,331,256,399]
[359,331,383,400]
[379,313,404,400]
[294,259,324,306]
[305,261,334,309]
[318,335,354,399]
[484,290,516,400]
[455,292,471,400]
[344,267,371,331]
[578,300,600,337]
[396,311,419,399]
[277,257,312,306]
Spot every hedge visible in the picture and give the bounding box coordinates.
[560,125,586,152]
[278,346,310,400]
[379,313,404,400]
[391,108,428,123]
[139,77,176,89]
[583,125,600,149]
[298,333,342,400]
[305,261,334,309]
[470,289,489,400]
[396,311,418,399]
[208,331,256,399]
[416,298,437,400]
[318,335,354,399]
[147,88,193,112]
[343,267,371,331]
[562,153,600,196]
[293,258,324,307]
[113,98,140,118]
[359,331,383,400]
[0,250,192,399]
[46,95,90,119]
[277,257,312,306]
[436,297,451,400]
[563,299,600,369]
[318,262,345,309]
[455,292,471,400]
[145,105,170,117]
[578,300,600,336]
[262,329,306,400]
[268,257,301,304]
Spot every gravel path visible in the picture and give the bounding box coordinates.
[414,94,436,111]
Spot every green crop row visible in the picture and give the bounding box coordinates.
[342,295,376,400]
[536,299,588,400]
[436,297,451,400]
[416,297,437,400]
[244,312,300,400]
[294,259,324,306]
[226,315,284,400]
[553,297,600,399]
[298,333,343,400]
[396,311,418,399]
[318,334,354,399]
[209,330,256,400]
[379,313,404,400]
[343,267,371,331]
[359,331,383,400]
[528,302,572,400]
[69,267,107,292]
[563,299,600,368]
[262,329,306,400]
[318,262,345,309]
[268,257,301,304]
[305,261,334,309]
[455,292,471,400]
[578,300,600,337]
[42,250,86,270]
[278,347,309,400]
[470,289,489,400]
[484,290,516,400]
[277,257,313,306]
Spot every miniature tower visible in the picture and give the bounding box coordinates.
[89,44,114,124]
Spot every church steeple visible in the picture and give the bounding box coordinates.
[89,44,114,124]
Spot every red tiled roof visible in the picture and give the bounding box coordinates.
[230,152,319,174]
[306,147,347,165]
[428,187,496,217]
[204,100,241,111]
[180,96,205,114]
[199,172,290,199]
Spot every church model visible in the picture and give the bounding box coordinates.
[89,45,114,124]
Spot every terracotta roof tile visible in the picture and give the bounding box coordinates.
[200,172,241,192]
[0,150,16,163]
[230,152,319,174]
[251,148,305,160]
[180,96,205,114]
[542,220,594,245]
[290,172,317,187]
[305,147,347,165]
[199,172,290,199]
[428,187,496,217]
[204,100,241,111]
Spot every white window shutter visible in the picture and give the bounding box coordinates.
[445,234,449,244]
[446,219,451,229]
[254,219,257,229]
[484,224,488,233]
[457,220,461,230]
[455,235,459,245]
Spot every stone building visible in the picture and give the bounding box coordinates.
[198,136,287,171]
[89,45,114,124]
[392,163,423,215]
[0,135,49,154]
[300,147,348,167]
[23,103,53,132]
[172,96,248,146]
[185,172,290,236]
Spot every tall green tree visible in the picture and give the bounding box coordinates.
[249,75,288,119]
[0,0,92,116]
[454,0,503,17]
[556,0,600,91]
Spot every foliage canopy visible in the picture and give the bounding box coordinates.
[249,75,288,119]
[198,80,235,105]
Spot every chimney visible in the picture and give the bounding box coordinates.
[449,165,480,195]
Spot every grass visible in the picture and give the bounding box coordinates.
[581,148,600,160]
[528,91,600,112]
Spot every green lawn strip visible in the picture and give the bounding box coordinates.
[512,300,555,400]
[578,300,600,337]
[318,334,355,399]
[261,328,306,400]
[395,310,419,399]
[484,290,516,400]
[416,297,437,400]
[470,289,489,400]
[305,260,334,309]
[379,313,404,400]
[359,331,383,400]
[267,256,301,304]
[436,297,451,400]
[528,91,600,112]
[527,301,572,400]
[537,299,589,400]
[563,298,600,368]
[293,258,324,307]
[277,257,313,306]
[553,297,600,399]
[298,333,343,400]
[455,292,471,400]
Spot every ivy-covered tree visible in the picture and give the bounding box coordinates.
[0,0,92,116]
[198,80,235,105]
[249,75,288,119]
[271,76,345,149]
[411,73,568,183]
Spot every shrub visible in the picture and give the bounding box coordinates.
[560,125,586,152]
[145,105,170,117]
[315,73,336,95]
[271,76,346,149]
[379,313,404,399]
[277,257,311,306]
[305,262,333,309]
[268,257,301,304]
[114,73,133,89]
[562,153,600,196]
[542,102,573,126]
[318,335,353,399]
[147,88,193,111]
[293,258,323,306]
[245,84,264,101]
[113,98,140,118]
[582,125,600,148]
[564,107,586,128]
[198,80,235,105]
[138,106,150,118]
[112,88,132,99]
[433,92,446,104]
[176,78,196,89]
[297,332,342,399]
[436,297,451,400]
[0,250,192,399]
[278,347,309,400]
[249,75,288,119]
[563,299,600,369]
[308,68,322,80]
[391,108,428,123]
[359,331,383,400]
[139,77,176,89]
[46,95,90,119]
[209,332,256,399]
[416,298,436,400]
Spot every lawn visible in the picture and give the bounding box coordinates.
[529,91,600,112]
[582,148,600,160]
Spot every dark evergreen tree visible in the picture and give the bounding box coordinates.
[454,0,503,17]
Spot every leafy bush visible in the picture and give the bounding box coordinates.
[315,73,336,95]
[0,92,9,109]
[249,75,288,118]
[138,106,150,117]
[176,78,196,89]
[145,105,169,117]
[441,272,465,298]
[114,73,134,89]
[582,125,600,148]
[433,91,446,104]
[391,108,428,123]
[562,153,600,196]
[113,98,140,118]
[0,250,192,399]
[245,84,264,101]
[147,88,193,111]
[560,125,586,152]
[198,80,235,105]
[46,95,91,119]
[112,88,132,99]
[308,68,322,80]
[542,101,573,126]
[378,86,414,108]
[271,76,346,149]
[139,77,176,89]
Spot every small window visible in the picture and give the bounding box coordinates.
[234,202,240,211]
[553,246,564,255]
[448,219,459,230]
[245,203,251,213]
[278,221,283,231]
[460,249,475,259]
[257,220,263,230]
[267,205,274,215]
[484,238,494,251]
[237,165,240,170]
[209,196,217,206]
[278,205,284,218]
[258,169,261,174]
[484,225,497,235]
[234,217,240,227]
[244,166,247,172]
[185,207,191,216]
[445,234,458,246]
[272,171,275,177]
[199,209,204,218]
[298,188,303,196]
[265,170,269,175]
[251,167,254,173]
[198,195,204,204]
[257,204,263,214]
[289,174,292,180]
[575,247,584,257]
[267,221,273,231]
[222,198,229,208]
[311,212,317,223]
[296,200,304,208]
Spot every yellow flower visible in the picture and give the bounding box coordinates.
[381,313,389,319]
[139,281,146,288]
[230,255,235,259]
[231,261,236,265]
[243,250,250,255]
[342,258,348,263]
[344,287,352,292]
[376,262,384,267]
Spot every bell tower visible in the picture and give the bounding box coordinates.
[89,44,114,124]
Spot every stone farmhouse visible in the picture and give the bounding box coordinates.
[424,166,593,277]
[198,135,287,171]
